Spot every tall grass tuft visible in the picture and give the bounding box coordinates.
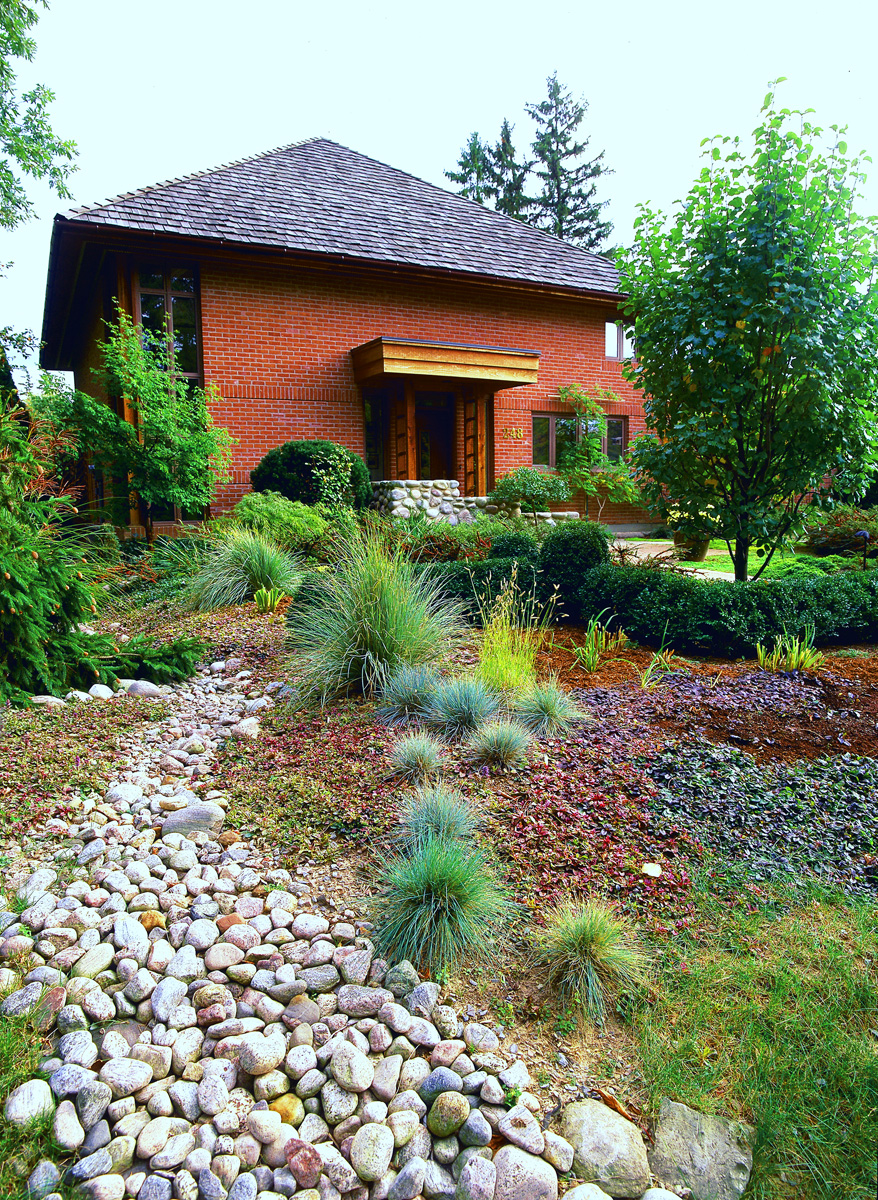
[465,719,533,769]
[475,566,556,690]
[376,664,441,726]
[425,676,501,739]
[531,898,648,1026]
[757,624,826,673]
[388,731,448,782]
[396,783,481,851]
[287,531,466,702]
[514,677,587,737]
[369,834,513,978]
[190,526,302,610]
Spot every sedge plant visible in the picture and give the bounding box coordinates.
[531,897,648,1026]
[572,609,629,674]
[425,676,502,739]
[396,783,481,852]
[474,566,556,691]
[190,526,302,610]
[757,624,826,673]
[376,664,441,726]
[465,719,533,770]
[369,834,513,979]
[514,677,588,737]
[388,731,448,783]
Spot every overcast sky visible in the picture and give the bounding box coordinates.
[3,0,877,384]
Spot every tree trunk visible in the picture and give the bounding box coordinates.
[733,537,750,582]
[145,503,154,547]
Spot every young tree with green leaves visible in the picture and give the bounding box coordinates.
[526,72,612,249]
[444,132,493,204]
[621,84,878,581]
[0,0,75,229]
[485,119,532,220]
[34,311,234,543]
[555,384,641,520]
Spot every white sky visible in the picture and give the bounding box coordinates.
[2,0,877,384]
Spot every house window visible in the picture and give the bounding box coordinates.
[135,266,201,382]
[532,413,627,468]
[605,320,634,360]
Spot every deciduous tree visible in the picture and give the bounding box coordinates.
[622,85,878,581]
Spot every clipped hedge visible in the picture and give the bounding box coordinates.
[579,565,878,655]
[429,557,540,621]
[538,521,612,618]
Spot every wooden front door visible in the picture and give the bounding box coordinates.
[415,392,454,479]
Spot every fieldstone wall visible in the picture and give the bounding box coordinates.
[372,480,580,527]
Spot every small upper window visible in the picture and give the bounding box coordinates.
[136,265,201,382]
[605,320,634,360]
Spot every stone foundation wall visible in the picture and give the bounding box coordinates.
[372,480,580,527]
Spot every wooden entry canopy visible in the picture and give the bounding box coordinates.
[352,337,539,491]
[350,336,540,387]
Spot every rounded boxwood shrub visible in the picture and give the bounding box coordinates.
[488,530,540,561]
[251,439,372,509]
[539,521,612,618]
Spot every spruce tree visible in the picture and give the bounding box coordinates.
[486,119,532,220]
[444,132,493,204]
[526,72,612,249]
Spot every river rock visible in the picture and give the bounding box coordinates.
[647,1098,754,1200]
[560,1099,650,1198]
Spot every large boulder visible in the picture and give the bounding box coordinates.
[560,1099,650,1199]
[647,1098,754,1200]
[493,1145,558,1200]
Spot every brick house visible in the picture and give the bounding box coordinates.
[40,138,651,532]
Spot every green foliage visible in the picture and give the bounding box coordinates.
[763,554,862,579]
[571,611,629,673]
[621,87,878,580]
[428,557,541,622]
[485,117,532,220]
[530,898,647,1026]
[474,565,555,691]
[425,675,501,739]
[803,504,878,557]
[525,71,612,248]
[369,834,513,978]
[756,625,825,673]
[487,529,540,561]
[489,466,571,524]
[231,490,329,555]
[286,531,466,702]
[0,0,76,229]
[444,131,493,203]
[116,633,207,683]
[254,586,285,614]
[190,527,302,611]
[539,520,612,618]
[388,731,448,782]
[555,384,641,519]
[251,438,371,509]
[579,564,878,655]
[396,783,481,852]
[513,678,586,737]
[464,719,533,769]
[376,663,441,726]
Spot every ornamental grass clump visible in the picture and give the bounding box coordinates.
[396,783,481,852]
[425,676,501,739]
[376,664,441,726]
[531,898,648,1026]
[189,527,302,610]
[474,565,557,691]
[514,678,587,737]
[287,532,466,703]
[388,731,448,783]
[369,834,513,978]
[465,719,533,770]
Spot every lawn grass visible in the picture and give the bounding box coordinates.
[633,876,878,1198]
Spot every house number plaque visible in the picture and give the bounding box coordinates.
[502,427,524,439]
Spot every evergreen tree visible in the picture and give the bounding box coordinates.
[486,119,532,220]
[444,132,493,204]
[526,72,612,249]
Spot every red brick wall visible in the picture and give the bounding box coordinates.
[198,257,652,524]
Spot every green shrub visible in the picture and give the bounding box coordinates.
[464,719,533,769]
[251,439,371,509]
[579,564,878,655]
[190,527,303,610]
[514,679,586,737]
[396,783,480,851]
[539,521,612,618]
[116,634,208,684]
[765,553,864,578]
[388,731,448,782]
[425,676,501,739]
[803,504,878,556]
[376,664,441,726]
[369,834,513,978]
[488,530,540,561]
[286,532,466,702]
[489,466,572,523]
[531,898,648,1026]
[231,490,330,555]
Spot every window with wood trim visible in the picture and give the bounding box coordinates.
[532,413,627,468]
[135,266,201,382]
[604,320,635,360]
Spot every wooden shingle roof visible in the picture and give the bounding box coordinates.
[62,137,620,296]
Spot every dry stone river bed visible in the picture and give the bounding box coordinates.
[1,662,753,1200]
